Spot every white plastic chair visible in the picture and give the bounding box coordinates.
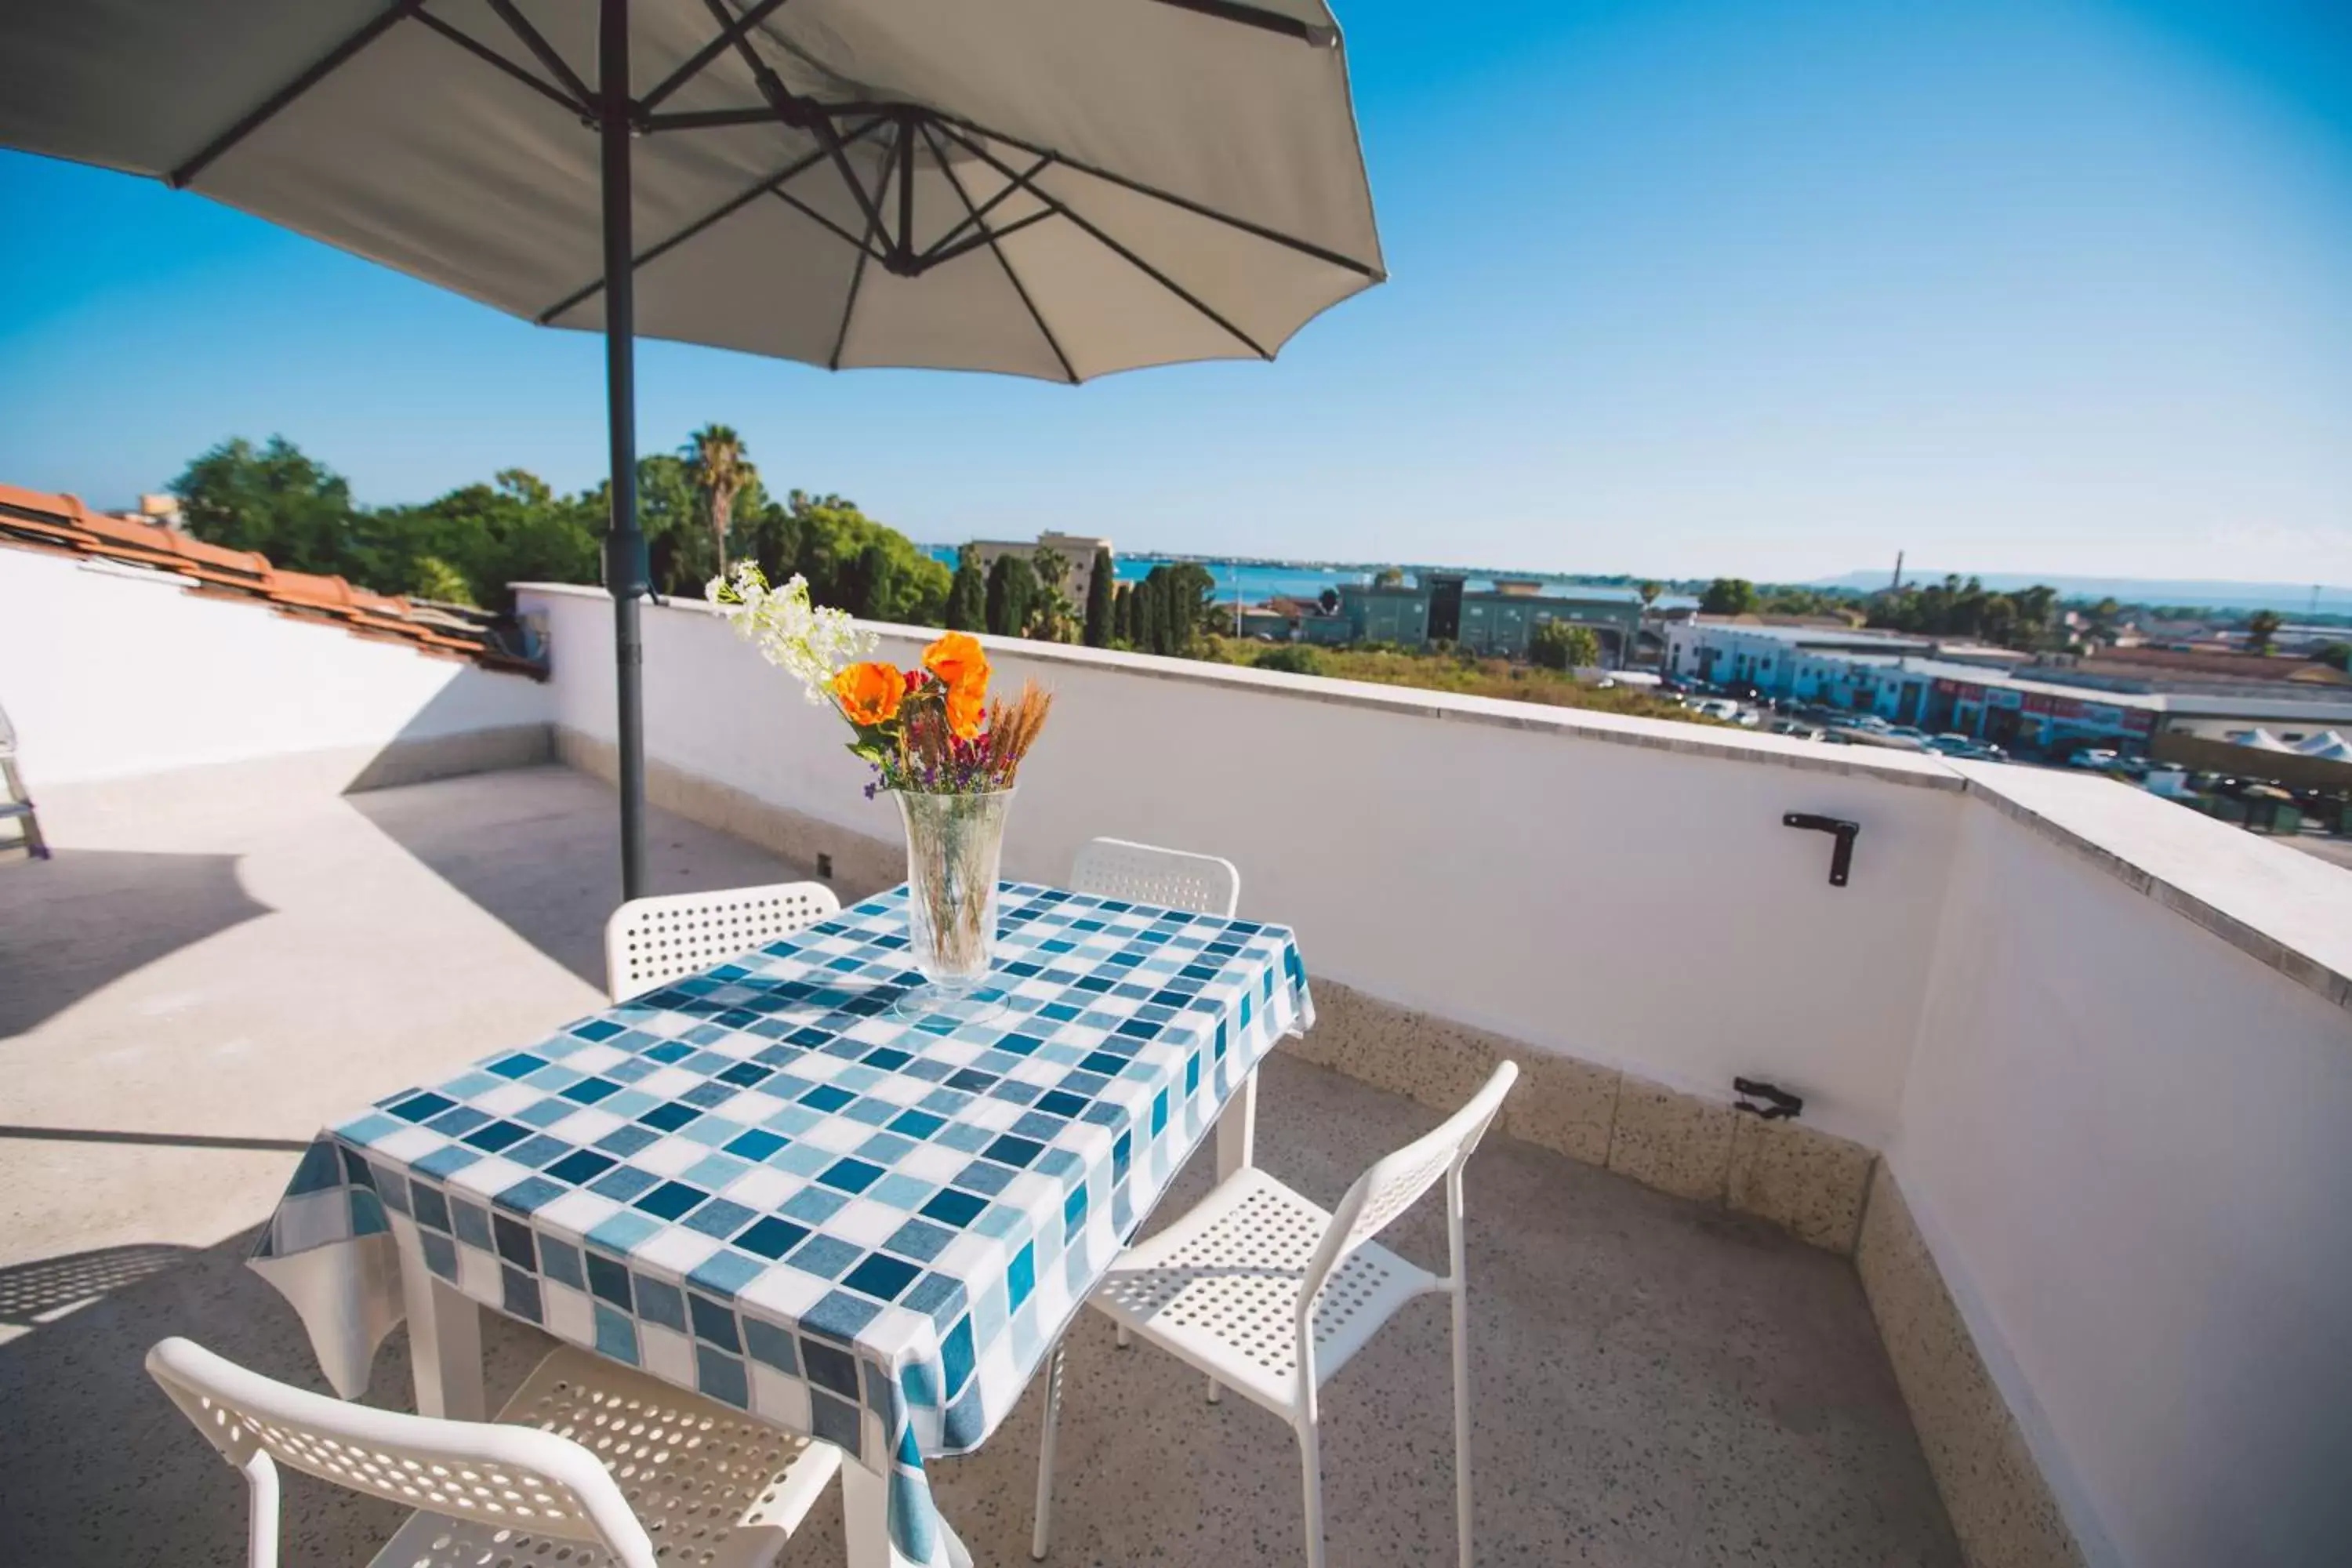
[1032,1061,1519,1568]
[604,880,840,1002]
[1069,837,1240,919]
[147,1337,842,1568]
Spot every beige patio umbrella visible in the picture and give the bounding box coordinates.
[0,0,1385,892]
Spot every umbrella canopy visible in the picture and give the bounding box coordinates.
[2234,728,2296,752]
[0,0,1382,380]
[1,0,1384,895]
[2295,731,2352,762]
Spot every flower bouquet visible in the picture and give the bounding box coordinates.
[710,565,1051,1010]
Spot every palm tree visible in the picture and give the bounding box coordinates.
[684,425,753,579]
[2246,608,2284,654]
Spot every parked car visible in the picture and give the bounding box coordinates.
[1926,733,1974,754]
[2069,748,2122,770]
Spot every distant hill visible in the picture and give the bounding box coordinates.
[1810,571,2352,615]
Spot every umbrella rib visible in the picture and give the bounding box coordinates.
[771,187,891,263]
[918,154,1051,266]
[920,122,1077,383]
[1142,0,1335,45]
[921,206,1054,270]
[640,0,794,114]
[942,114,1381,281]
[827,138,895,370]
[412,10,593,119]
[693,0,895,245]
[168,0,427,187]
[482,0,596,110]
[934,122,1270,361]
[535,117,884,323]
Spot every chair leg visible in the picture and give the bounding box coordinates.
[1031,1344,1065,1561]
[1115,1323,1129,1349]
[1450,1279,1474,1567]
[241,1450,281,1568]
[1207,1371,1221,1403]
[1297,1417,1327,1568]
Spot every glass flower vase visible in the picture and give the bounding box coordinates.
[892,787,1014,1017]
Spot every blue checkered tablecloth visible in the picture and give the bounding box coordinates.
[251,880,1312,1566]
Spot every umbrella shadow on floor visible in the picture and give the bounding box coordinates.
[0,848,271,1036]
[344,766,819,993]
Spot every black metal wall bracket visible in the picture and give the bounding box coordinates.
[1733,1076,1805,1121]
[1782,813,1860,886]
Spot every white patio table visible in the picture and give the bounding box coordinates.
[249,880,1313,1568]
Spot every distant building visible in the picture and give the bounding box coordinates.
[964,532,1112,604]
[1338,573,1646,664]
[1664,618,2352,755]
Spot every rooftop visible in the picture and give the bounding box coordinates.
[0,764,1955,1567]
[3,562,2348,1568]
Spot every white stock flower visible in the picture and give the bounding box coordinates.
[707,562,875,704]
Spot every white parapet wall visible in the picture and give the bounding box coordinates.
[521,581,2352,1568]
[1,546,551,789]
[519,582,1965,1144]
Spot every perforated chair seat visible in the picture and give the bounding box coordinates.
[369,1348,840,1568]
[1092,1167,1438,1415]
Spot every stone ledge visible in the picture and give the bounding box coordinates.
[1856,1165,2088,1568]
[1285,977,1877,1254]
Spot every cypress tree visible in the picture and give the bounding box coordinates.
[945,547,985,631]
[1138,568,1166,655]
[1083,548,1115,648]
[985,554,1036,637]
[853,541,895,621]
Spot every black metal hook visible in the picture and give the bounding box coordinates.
[1782,813,1859,886]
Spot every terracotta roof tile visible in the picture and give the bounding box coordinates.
[0,479,544,680]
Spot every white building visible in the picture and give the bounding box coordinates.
[964,532,1114,604]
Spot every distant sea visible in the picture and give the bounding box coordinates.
[922,547,1688,608]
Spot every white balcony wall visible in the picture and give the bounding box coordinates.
[521,584,1965,1143]
[0,548,548,784]
[1894,770,2352,1568]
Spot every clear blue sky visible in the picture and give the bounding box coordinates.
[3,0,2348,585]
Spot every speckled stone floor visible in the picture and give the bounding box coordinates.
[0,762,1959,1566]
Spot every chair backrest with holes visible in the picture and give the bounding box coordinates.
[604,880,840,1001]
[1294,1062,1519,1352]
[146,1338,659,1568]
[1069,837,1241,918]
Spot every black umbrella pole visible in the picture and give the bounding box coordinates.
[601,0,649,900]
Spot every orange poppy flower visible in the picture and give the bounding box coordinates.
[922,630,990,698]
[831,661,909,727]
[944,677,987,742]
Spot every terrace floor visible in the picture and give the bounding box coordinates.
[0,762,1960,1566]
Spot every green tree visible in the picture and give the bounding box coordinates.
[1025,546,1077,641]
[945,546,987,631]
[1372,566,1405,587]
[1531,619,1601,670]
[1112,583,1135,647]
[1698,577,1757,616]
[1083,548,1115,647]
[985,554,1036,637]
[740,489,948,622]
[844,541,897,620]
[2317,641,2352,673]
[172,435,361,579]
[684,424,753,579]
[1637,579,1663,612]
[409,554,477,606]
[2245,609,2284,653]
